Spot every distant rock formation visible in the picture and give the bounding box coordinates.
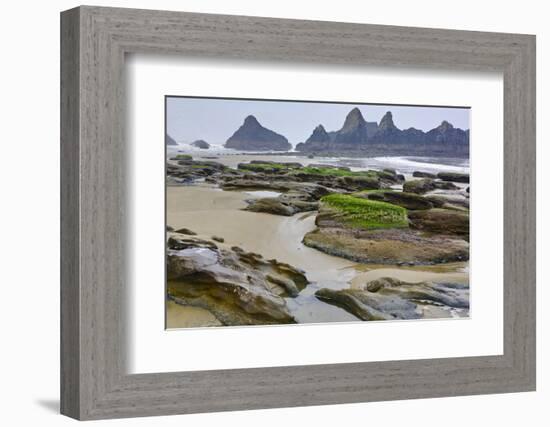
[371,111,401,143]
[307,124,331,144]
[333,107,369,145]
[166,134,177,146]
[425,120,469,146]
[296,108,469,157]
[225,115,291,151]
[191,139,210,149]
[296,125,331,152]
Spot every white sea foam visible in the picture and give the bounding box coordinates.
[168,142,291,156]
[371,156,469,174]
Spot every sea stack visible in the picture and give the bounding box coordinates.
[295,108,469,156]
[306,124,331,144]
[191,139,210,149]
[371,111,403,143]
[378,111,398,132]
[333,107,370,145]
[225,115,291,151]
[426,120,463,141]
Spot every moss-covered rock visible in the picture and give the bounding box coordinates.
[237,162,297,173]
[434,181,460,190]
[335,175,381,190]
[221,178,330,200]
[171,154,192,161]
[377,168,405,184]
[412,171,436,179]
[302,193,468,265]
[403,178,459,194]
[295,166,366,177]
[437,172,470,183]
[408,208,469,237]
[220,164,405,192]
[403,178,436,194]
[320,194,408,229]
[167,158,227,184]
[425,194,470,210]
[358,190,433,210]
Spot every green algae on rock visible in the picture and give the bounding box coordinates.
[355,190,434,210]
[320,194,409,229]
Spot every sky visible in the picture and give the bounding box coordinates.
[166,96,470,146]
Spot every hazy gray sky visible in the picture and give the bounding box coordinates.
[166,97,470,146]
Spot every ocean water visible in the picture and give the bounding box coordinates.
[167,142,255,156]
[338,156,469,174]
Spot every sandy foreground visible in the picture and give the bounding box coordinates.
[167,183,469,327]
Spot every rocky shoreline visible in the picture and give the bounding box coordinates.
[166,154,470,326]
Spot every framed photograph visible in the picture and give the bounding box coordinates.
[165,96,472,328]
[61,6,536,420]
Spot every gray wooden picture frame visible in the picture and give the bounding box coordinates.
[60,5,536,421]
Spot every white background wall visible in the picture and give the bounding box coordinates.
[0,0,546,425]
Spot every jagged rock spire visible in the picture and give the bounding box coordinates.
[378,111,398,131]
[340,107,367,132]
[334,107,369,144]
[437,120,454,132]
[305,124,330,143]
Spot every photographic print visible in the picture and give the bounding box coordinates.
[165,96,470,329]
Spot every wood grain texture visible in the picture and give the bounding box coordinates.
[60,7,80,419]
[60,6,536,420]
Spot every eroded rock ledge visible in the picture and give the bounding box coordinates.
[316,277,469,321]
[167,231,310,326]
